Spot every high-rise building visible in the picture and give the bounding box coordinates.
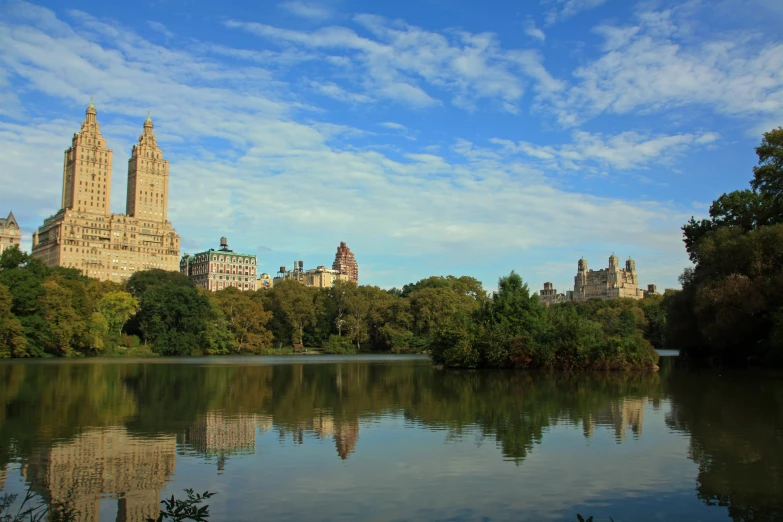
[180,237,257,291]
[31,101,181,282]
[332,241,358,284]
[0,211,21,255]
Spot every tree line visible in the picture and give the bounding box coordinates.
[0,246,665,370]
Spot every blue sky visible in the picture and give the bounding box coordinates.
[1,0,781,292]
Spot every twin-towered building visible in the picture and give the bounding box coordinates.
[30,101,181,281]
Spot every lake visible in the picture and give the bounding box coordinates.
[0,355,781,522]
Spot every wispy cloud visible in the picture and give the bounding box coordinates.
[523,19,546,42]
[380,122,406,131]
[279,1,332,21]
[147,20,174,39]
[543,0,607,25]
[491,130,721,171]
[223,15,541,113]
[541,7,783,126]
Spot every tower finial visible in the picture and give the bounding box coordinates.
[89,96,95,109]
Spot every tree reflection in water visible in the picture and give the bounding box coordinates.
[0,358,780,521]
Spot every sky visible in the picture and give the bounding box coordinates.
[0,0,781,292]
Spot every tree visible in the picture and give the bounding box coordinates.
[269,281,318,345]
[211,288,273,352]
[39,278,85,356]
[344,288,370,351]
[330,280,357,337]
[125,270,215,355]
[0,283,27,358]
[97,291,139,336]
[751,127,783,219]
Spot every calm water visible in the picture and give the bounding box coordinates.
[0,355,781,522]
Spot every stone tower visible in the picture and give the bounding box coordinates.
[332,241,359,284]
[126,112,170,222]
[61,98,114,216]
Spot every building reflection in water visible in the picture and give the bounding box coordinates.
[582,398,646,441]
[179,411,257,472]
[23,427,176,522]
[275,409,360,461]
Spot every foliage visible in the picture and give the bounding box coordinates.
[2,244,663,364]
[430,272,658,370]
[322,334,357,354]
[147,490,215,522]
[0,490,77,522]
[97,291,139,336]
[670,127,783,366]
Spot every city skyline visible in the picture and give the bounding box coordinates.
[1,0,781,292]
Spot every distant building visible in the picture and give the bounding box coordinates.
[573,254,645,301]
[0,211,21,255]
[180,237,257,291]
[332,241,359,284]
[538,282,567,307]
[30,102,181,282]
[307,265,350,288]
[257,272,273,290]
[273,260,349,289]
[645,284,658,297]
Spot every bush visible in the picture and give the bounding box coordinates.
[322,335,357,354]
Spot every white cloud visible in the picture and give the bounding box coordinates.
[379,122,406,131]
[310,81,374,104]
[223,15,540,114]
[542,7,783,127]
[543,0,608,25]
[523,20,546,42]
[147,20,174,39]
[279,1,332,21]
[490,130,719,171]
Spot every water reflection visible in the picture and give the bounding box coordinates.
[0,357,781,521]
[24,428,175,522]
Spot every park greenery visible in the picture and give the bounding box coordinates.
[671,127,783,366]
[0,247,663,369]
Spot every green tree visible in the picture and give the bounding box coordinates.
[751,127,783,219]
[39,278,85,356]
[97,291,139,336]
[128,271,213,355]
[344,288,370,350]
[269,281,318,345]
[211,287,273,352]
[0,283,27,358]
